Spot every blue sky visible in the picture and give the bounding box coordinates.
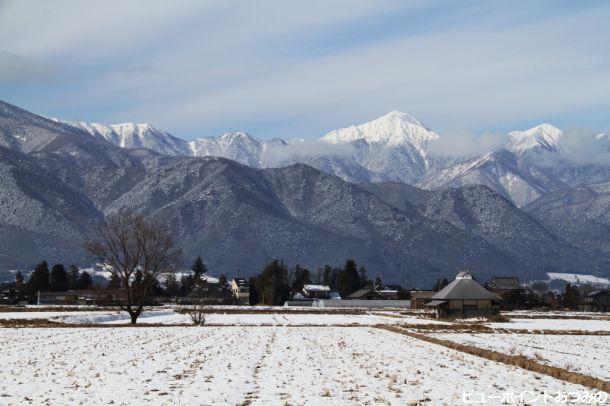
[1,0,609,140]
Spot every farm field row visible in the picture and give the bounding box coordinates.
[432,333,610,381]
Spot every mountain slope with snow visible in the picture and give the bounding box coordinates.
[67,121,192,156]
[419,149,570,207]
[188,132,287,168]
[50,106,610,208]
[507,123,563,155]
[2,100,608,281]
[320,111,440,184]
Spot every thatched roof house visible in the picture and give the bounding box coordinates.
[426,271,501,317]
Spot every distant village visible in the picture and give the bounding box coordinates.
[2,256,609,316]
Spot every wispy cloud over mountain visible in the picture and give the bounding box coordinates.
[428,131,507,158]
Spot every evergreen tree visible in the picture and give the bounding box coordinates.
[254,260,290,305]
[374,277,383,290]
[148,275,163,297]
[50,264,69,291]
[218,274,229,296]
[248,276,259,305]
[322,265,333,287]
[68,265,80,289]
[290,264,311,293]
[396,286,410,299]
[78,270,93,289]
[313,267,323,285]
[107,272,122,290]
[358,266,371,288]
[163,273,180,297]
[337,260,360,298]
[26,261,50,303]
[180,274,194,297]
[562,283,579,309]
[191,256,207,281]
[329,267,340,291]
[14,271,25,302]
[131,270,145,302]
[15,271,24,286]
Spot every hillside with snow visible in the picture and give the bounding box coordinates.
[64,110,610,209]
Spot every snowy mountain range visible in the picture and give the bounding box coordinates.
[1,99,609,282]
[61,111,609,208]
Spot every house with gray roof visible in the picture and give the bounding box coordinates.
[426,271,501,317]
[348,288,385,300]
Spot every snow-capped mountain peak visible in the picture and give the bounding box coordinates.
[320,111,439,149]
[508,123,563,155]
[376,110,428,128]
[67,120,192,155]
[217,131,261,144]
[112,122,155,135]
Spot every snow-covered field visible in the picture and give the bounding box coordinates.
[503,310,610,318]
[487,318,610,332]
[0,326,600,405]
[432,333,610,381]
[0,309,452,326]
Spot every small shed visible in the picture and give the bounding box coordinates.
[409,290,435,309]
[426,271,501,317]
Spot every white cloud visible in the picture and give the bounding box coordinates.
[0,51,55,82]
[99,2,610,137]
[262,139,358,166]
[559,129,610,166]
[428,131,507,158]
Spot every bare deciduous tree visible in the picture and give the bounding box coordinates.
[84,211,182,324]
[186,279,208,326]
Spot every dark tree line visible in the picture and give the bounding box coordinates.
[9,254,227,307]
[161,256,230,299]
[23,261,93,303]
[248,259,375,305]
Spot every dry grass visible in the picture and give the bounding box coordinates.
[0,306,120,313]
[0,318,66,328]
[396,322,610,335]
[378,325,610,393]
[486,314,510,323]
